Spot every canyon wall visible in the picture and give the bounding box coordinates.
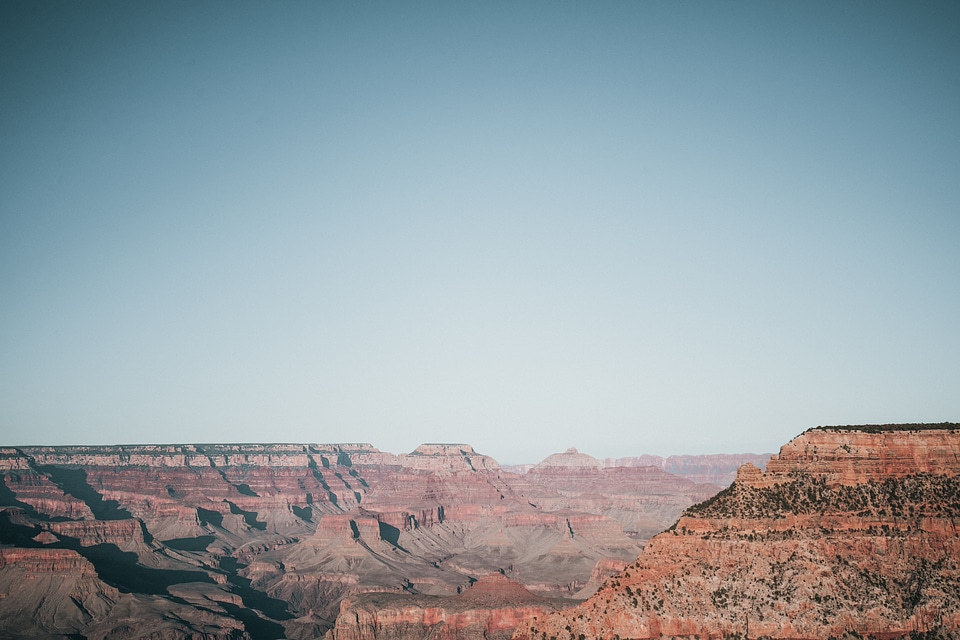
[505,450,771,486]
[519,424,960,640]
[330,573,577,640]
[0,441,724,639]
[7,427,957,639]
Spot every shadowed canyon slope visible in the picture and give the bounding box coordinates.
[518,424,960,640]
[0,442,750,639]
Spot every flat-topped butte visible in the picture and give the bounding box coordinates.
[810,422,959,433]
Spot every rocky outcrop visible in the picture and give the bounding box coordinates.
[760,424,960,485]
[2,469,95,519]
[0,547,120,637]
[45,518,145,549]
[518,424,960,640]
[404,444,501,472]
[0,546,98,574]
[330,573,577,640]
[0,546,250,639]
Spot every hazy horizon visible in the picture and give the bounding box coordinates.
[2,438,780,467]
[2,1,958,464]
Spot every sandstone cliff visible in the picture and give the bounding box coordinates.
[518,424,960,640]
[330,573,577,640]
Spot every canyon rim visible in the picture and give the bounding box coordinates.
[0,424,957,639]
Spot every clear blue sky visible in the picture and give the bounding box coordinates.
[2,1,958,464]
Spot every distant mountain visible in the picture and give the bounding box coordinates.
[504,449,772,486]
[601,452,773,485]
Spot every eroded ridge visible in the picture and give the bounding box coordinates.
[519,425,960,640]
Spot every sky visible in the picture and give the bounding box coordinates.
[1,1,958,464]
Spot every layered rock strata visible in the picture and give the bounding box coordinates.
[518,424,960,640]
[522,455,720,540]
[0,547,250,639]
[0,441,725,639]
[330,573,578,640]
[506,451,773,486]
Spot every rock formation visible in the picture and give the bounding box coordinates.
[330,573,577,640]
[0,546,250,639]
[505,451,771,486]
[0,441,724,639]
[518,423,960,640]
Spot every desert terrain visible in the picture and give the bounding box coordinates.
[0,441,752,638]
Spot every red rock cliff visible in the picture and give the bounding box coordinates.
[330,574,577,640]
[760,425,960,485]
[0,441,729,639]
[518,425,960,640]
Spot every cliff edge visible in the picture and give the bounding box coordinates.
[518,424,960,640]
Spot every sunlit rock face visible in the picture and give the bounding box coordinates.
[518,424,960,640]
[0,441,725,639]
[329,573,578,640]
[761,425,960,485]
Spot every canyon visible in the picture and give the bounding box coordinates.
[518,423,960,640]
[0,441,751,639]
[4,424,957,640]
